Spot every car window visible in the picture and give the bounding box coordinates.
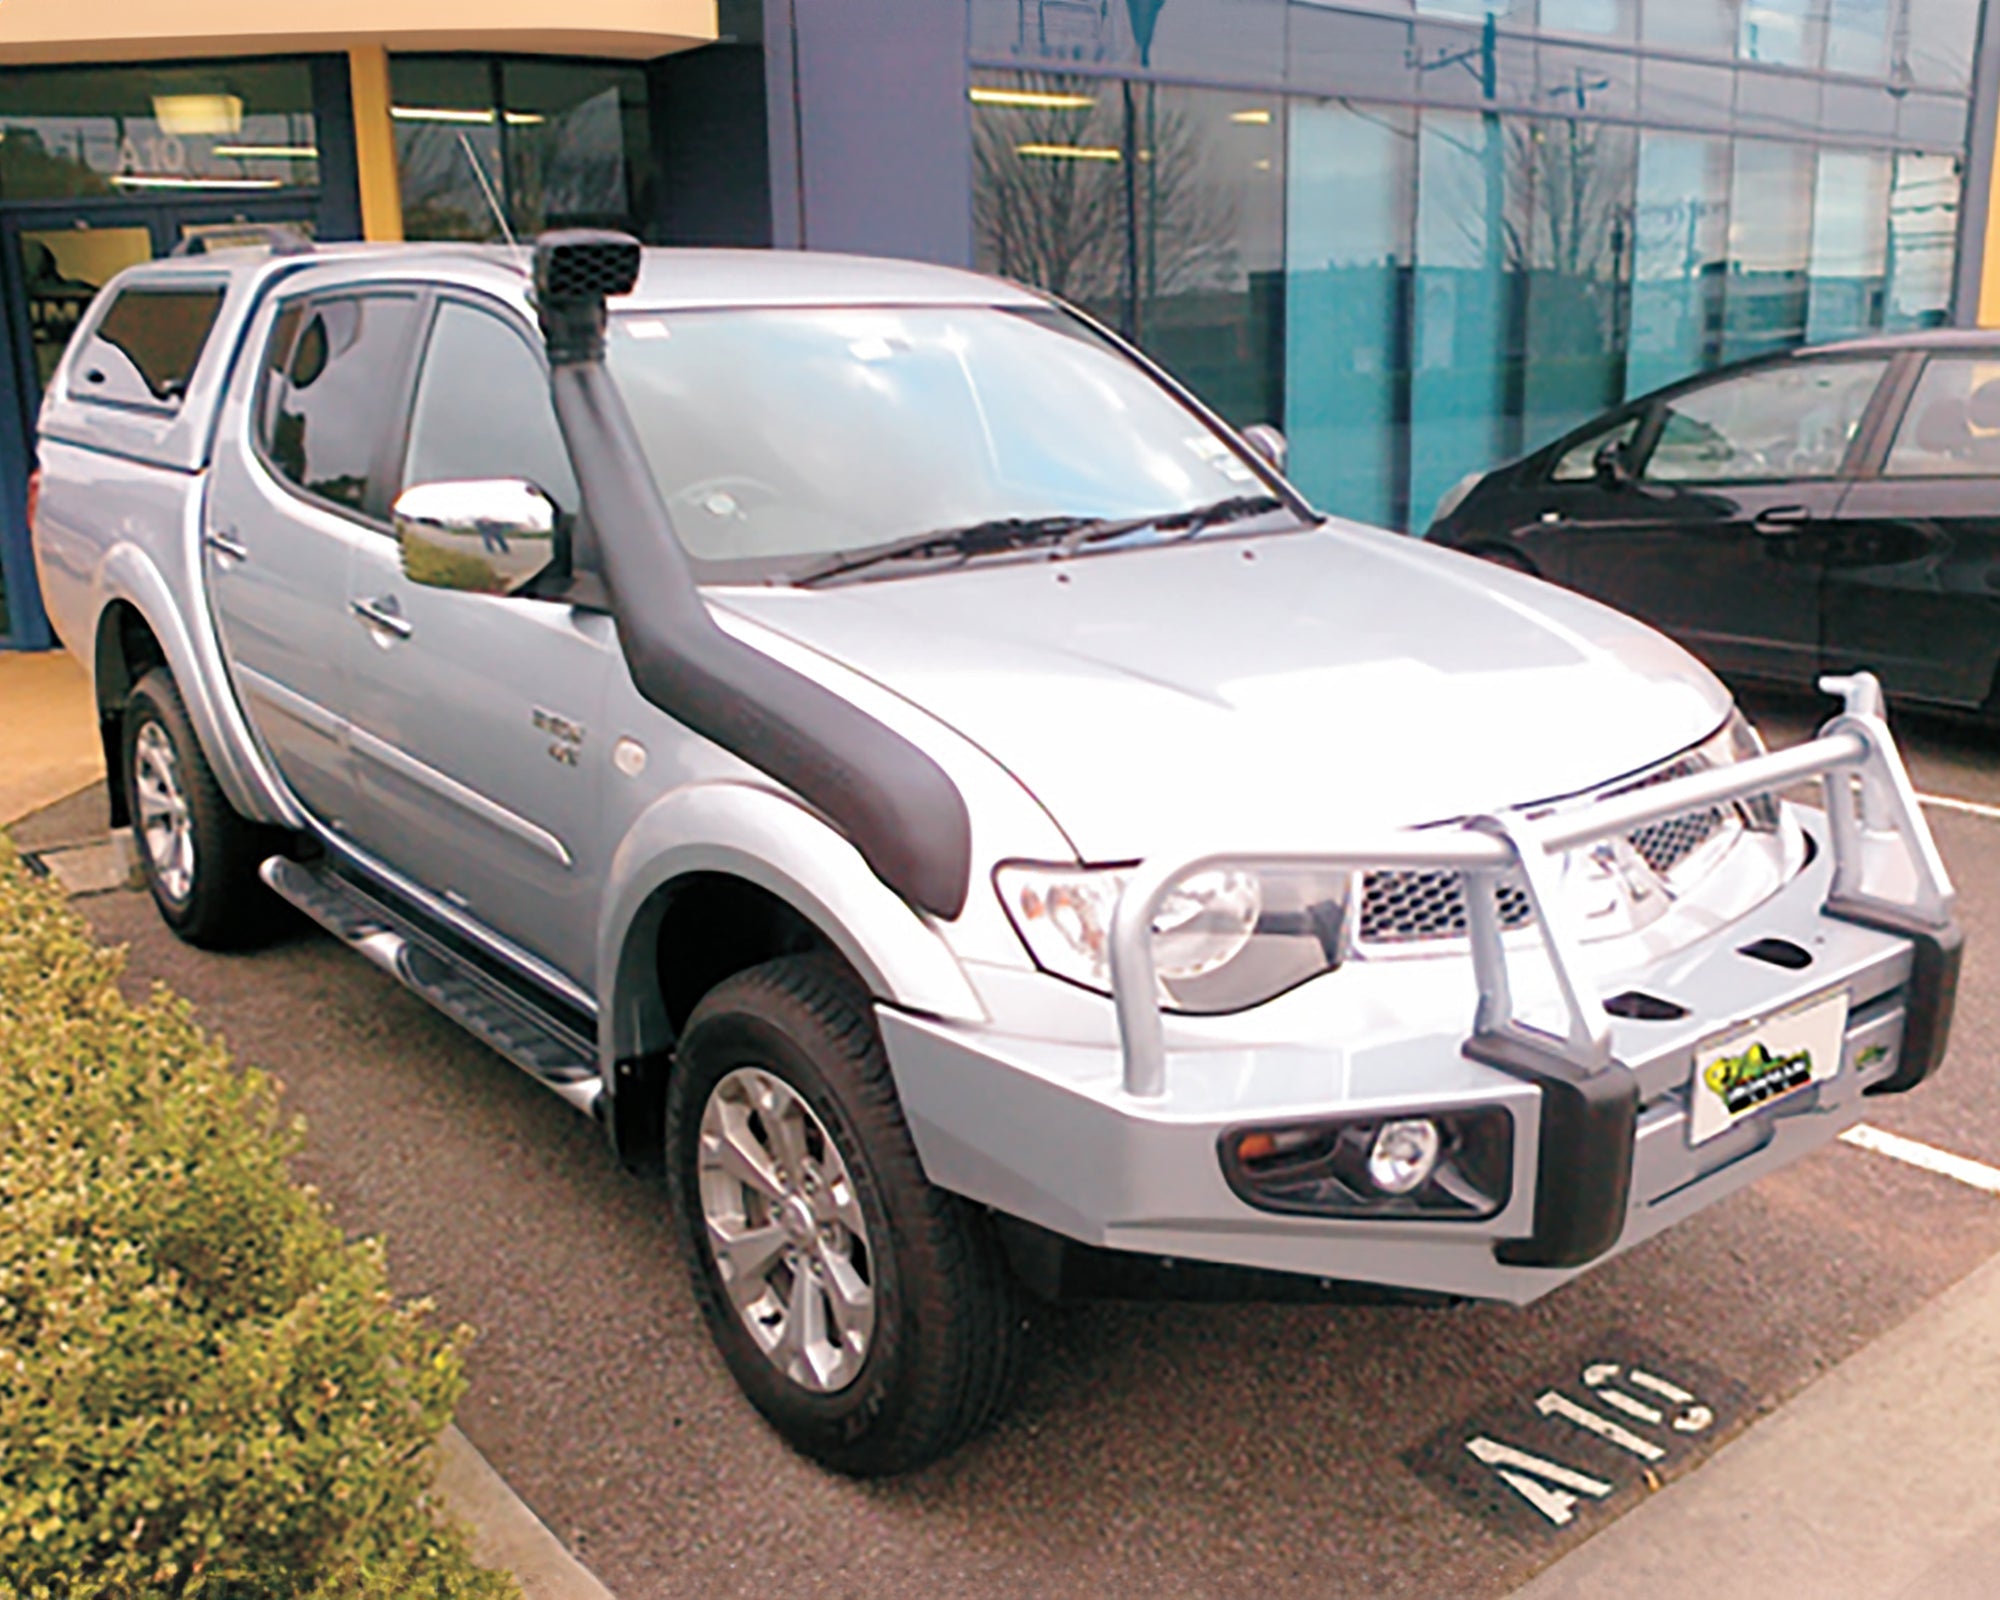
[1644,360,1888,484]
[1884,357,2000,477]
[260,292,419,516]
[73,286,226,408]
[402,300,580,517]
[1550,416,1640,482]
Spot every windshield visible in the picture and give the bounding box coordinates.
[604,304,1276,581]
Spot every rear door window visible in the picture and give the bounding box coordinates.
[258,293,421,517]
[72,286,226,408]
[1884,357,2000,477]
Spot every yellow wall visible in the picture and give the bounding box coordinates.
[1984,164,2000,327]
[0,0,715,63]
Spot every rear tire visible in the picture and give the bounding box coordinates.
[666,955,1022,1476]
[122,667,280,949]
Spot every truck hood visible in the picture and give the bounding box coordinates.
[712,524,1732,860]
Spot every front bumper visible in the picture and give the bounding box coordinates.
[885,688,1961,1305]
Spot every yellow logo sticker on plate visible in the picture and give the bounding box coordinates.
[1689,989,1850,1145]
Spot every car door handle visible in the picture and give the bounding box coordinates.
[350,597,413,639]
[1752,505,1812,536]
[204,530,250,563]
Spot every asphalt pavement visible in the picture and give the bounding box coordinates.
[27,688,2000,1599]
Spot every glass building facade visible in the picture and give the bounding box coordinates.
[969,0,1988,531]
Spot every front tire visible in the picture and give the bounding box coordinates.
[123,667,279,949]
[666,955,1022,1476]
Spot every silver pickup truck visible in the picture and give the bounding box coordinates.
[30,232,1962,1476]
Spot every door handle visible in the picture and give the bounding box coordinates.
[350,597,413,639]
[204,530,250,563]
[1751,505,1812,536]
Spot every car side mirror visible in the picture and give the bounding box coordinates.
[394,479,560,596]
[1241,423,1288,475]
[1594,439,1636,491]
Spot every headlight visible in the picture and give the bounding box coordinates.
[995,862,1352,1013]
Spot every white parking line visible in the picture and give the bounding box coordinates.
[1841,1123,2000,1197]
[1920,792,2000,823]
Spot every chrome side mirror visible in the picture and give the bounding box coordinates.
[393,479,559,596]
[1241,423,1288,475]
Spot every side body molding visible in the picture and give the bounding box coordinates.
[598,782,987,1070]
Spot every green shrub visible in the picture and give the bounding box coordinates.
[0,841,519,1600]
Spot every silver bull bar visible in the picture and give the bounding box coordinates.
[1109,674,1957,1100]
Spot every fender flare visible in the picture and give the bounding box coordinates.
[93,542,302,828]
[597,782,986,1069]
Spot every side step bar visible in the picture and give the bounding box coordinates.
[261,856,603,1117]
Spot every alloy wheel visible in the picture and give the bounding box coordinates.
[696,1066,877,1393]
[133,719,195,907]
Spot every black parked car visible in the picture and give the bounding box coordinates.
[1428,333,2000,717]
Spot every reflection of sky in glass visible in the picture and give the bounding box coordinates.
[1739,0,1815,66]
[1887,153,1961,326]
[1822,0,1889,75]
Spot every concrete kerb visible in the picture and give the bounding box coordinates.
[3,785,620,1600]
[436,1427,619,1600]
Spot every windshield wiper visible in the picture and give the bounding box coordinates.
[1051,493,1286,557]
[792,495,1292,588]
[792,515,1104,587]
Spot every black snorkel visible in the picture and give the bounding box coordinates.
[531,231,974,921]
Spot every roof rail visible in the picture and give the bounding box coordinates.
[169,224,315,259]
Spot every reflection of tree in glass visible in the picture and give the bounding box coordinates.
[0,127,116,200]
[971,75,1238,319]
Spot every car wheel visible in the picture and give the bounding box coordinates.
[123,667,280,949]
[666,954,1023,1476]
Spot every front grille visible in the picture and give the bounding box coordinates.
[1357,748,1746,949]
[1609,754,1729,878]
[1360,870,1536,945]
[1627,807,1727,875]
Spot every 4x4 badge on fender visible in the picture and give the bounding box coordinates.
[533,707,585,768]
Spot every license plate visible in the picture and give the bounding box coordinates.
[1689,989,1850,1146]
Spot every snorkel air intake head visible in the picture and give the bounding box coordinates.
[533,230,642,366]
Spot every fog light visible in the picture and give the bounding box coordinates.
[1368,1119,1442,1195]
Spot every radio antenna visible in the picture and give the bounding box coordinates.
[456,129,518,251]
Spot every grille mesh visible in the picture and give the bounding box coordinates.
[1359,870,1536,945]
[1357,751,1743,948]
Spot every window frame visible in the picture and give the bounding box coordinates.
[1864,347,2000,481]
[1624,353,1898,488]
[396,288,579,520]
[250,284,429,531]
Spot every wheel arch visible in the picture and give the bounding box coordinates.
[91,543,301,830]
[596,783,986,1172]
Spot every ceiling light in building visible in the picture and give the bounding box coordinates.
[111,174,284,191]
[210,144,319,160]
[152,94,244,136]
[503,111,548,126]
[1015,142,1121,162]
[391,105,498,124]
[970,87,1098,110]
[1230,108,1273,125]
